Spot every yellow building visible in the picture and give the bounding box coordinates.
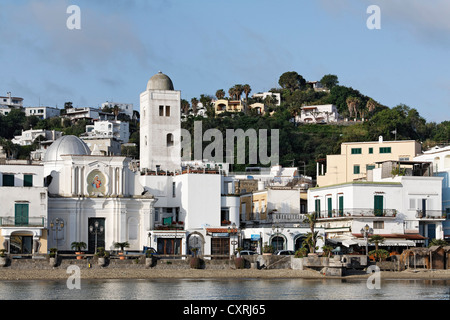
[317,137,422,187]
[214,99,245,115]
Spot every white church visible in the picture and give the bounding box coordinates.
[0,72,242,257]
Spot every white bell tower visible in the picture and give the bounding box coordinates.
[139,71,181,172]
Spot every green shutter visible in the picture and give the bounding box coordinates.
[339,196,344,216]
[374,195,383,216]
[315,199,321,216]
[24,174,33,187]
[15,203,29,226]
[327,198,332,217]
[3,174,14,187]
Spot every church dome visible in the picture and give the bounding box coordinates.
[44,135,91,162]
[146,71,174,91]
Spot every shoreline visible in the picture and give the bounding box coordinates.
[1,268,450,281]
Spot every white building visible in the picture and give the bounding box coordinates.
[252,92,281,106]
[101,102,134,119]
[0,92,23,108]
[25,106,60,119]
[308,160,444,252]
[414,145,450,241]
[139,71,181,173]
[65,107,113,122]
[0,163,48,255]
[85,120,130,143]
[12,129,62,146]
[294,104,340,124]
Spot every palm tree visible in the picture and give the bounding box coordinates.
[215,89,225,100]
[233,84,244,101]
[228,87,236,100]
[303,212,320,253]
[113,105,120,120]
[346,96,360,118]
[243,84,251,102]
[191,97,199,115]
[369,235,385,251]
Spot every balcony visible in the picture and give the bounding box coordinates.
[316,208,398,219]
[0,217,46,228]
[415,210,446,220]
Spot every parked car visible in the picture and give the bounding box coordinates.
[237,250,257,255]
[274,250,294,255]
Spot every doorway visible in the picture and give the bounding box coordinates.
[10,235,33,254]
[88,218,105,253]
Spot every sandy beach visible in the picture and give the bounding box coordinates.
[1,268,450,281]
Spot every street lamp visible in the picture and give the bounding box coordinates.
[360,224,373,256]
[228,223,237,259]
[89,220,104,254]
[50,218,64,250]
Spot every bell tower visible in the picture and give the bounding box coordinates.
[139,71,181,172]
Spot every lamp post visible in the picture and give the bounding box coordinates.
[50,218,64,250]
[89,220,104,254]
[228,223,237,259]
[360,224,373,256]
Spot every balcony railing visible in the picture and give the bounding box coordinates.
[0,217,46,227]
[315,208,398,219]
[415,210,446,219]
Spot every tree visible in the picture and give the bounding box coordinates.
[181,99,190,115]
[243,84,251,102]
[369,235,385,251]
[215,89,225,100]
[191,97,199,115]
[278,71,306,92]
[320,74,339,90]
[233,84,244,100]
[303,212,321,253]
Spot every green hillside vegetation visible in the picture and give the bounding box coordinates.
[0,72,449,172]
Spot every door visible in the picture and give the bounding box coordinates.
[88,218,105,253]
[271,236,285,251]
[15,203,29,226]
[374,195,383,216]
[10,235,33,254]
[157,238,181,255]
[327,198,332,217]
[338,196,344,217]
[427,224,436,246]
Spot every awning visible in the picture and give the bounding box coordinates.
[354,239,416,247]
[342,239,358,247]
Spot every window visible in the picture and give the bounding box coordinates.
[165,105,170,117]
[172,182,176,197]
[167,133,174,147]
[366,165,375,171]
[368,147,373,154]
[2,174,14,187]
[379,147,391,154]
[373,221,384,229]
[351,148,362,154]
[24,174,33,187]
[159,105,164,116]
[353,165,360,174]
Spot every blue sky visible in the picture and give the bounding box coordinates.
[1,0,449,123]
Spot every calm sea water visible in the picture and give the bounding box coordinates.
[0,278,448,300]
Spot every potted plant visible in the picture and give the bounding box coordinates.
[49,248,58,267]
[95,247,108,266]
[114,241,130,260]
[0,249,8,267]
[71,241,87,260]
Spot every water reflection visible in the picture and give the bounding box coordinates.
[0,279,448,300]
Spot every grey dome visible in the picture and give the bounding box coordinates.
[44,135,91,162]
[146,71,174,91]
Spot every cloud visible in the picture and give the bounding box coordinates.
[2,0,151,73]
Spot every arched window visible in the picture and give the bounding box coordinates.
[167,133,174,147]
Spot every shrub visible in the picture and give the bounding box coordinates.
[294,247,308,258]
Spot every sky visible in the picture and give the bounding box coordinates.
[0,0,449,123]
